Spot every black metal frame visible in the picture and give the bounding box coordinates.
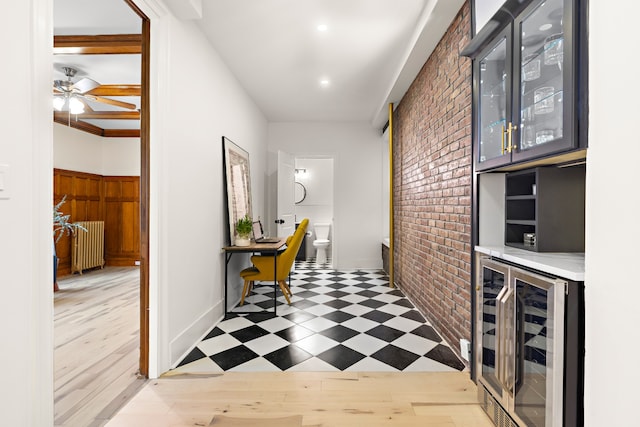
[224,247,280,319]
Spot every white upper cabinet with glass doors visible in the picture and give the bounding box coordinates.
[463,0,587,172]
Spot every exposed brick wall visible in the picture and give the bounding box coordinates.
[392,2,473,356]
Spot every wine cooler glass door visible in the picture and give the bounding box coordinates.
[512,268,566,427]
[478,259,511,404]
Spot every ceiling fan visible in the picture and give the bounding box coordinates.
[52,66,137,115]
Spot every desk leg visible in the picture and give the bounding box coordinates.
[224,252,232,318]
[273,250,278,315]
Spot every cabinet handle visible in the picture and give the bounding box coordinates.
[501,125,506,155]
[507,123,518,153]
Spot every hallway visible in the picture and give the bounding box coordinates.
[172,262,466,373]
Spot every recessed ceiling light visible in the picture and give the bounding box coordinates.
[539,23,552,31]
[317,24,328,32]
[320,79,330,88]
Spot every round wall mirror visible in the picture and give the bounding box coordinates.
[295,182,306,204]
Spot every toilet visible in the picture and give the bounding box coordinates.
[312,223,331,264]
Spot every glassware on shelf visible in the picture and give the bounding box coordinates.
[522,54,540,81]
[534,86,555,114]
[555,90,563,116]
[522,125,535,149]
[536,129,555,145]
[544,33,564,66]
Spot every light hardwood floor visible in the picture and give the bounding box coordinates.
[56,267,492,426]
[106,371,493,427]
[54,267,147,427]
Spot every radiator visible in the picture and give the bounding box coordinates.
[72,221,105,274]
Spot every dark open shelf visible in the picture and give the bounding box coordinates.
[505,165,585,252]
[506,195,536,200]
[506,220,536,225]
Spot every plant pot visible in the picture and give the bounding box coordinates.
[235,235,251,247]
[53,240,59,292]
[54,254,59,292]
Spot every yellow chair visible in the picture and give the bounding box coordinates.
[239,218,309,306]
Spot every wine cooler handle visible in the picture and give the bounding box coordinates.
[503,289,515,395]
[514,294,525,393]
[497,288,514,394]
[495,287,506,392]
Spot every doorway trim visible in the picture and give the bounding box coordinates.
[127,0,171,378]
[124,0,150,377]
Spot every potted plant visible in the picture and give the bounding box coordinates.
[235,214,253,246]
[53,196,86,290]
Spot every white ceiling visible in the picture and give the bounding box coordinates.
[54,0,141,35]
[53,0,465,130]
[197,0,426,124]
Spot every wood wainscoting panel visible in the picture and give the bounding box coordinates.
[54,169,140,275]
[54,169,104,276]
[73,173,102,221]
[104,176,140,266]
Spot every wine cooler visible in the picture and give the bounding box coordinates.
[475,257,583,427]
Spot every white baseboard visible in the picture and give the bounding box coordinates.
[169,300,224,368]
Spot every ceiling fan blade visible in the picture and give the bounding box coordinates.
[72,77,100,94]
[85,95,137,110]
[83,102,95,112]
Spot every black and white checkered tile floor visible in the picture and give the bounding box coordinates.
[173,260,466,373]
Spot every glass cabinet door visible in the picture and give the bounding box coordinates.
[513,0,573,162]
[477,31,511,169]
[478,261,508,396]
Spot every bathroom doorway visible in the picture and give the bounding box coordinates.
[294,157,334,268]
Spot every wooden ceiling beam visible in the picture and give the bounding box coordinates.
[53,113,103,136]
[86,85,141,96]
[104,129,140,138]
[54,34,142,55]
[76,111,140,120]
[54,113,141,138]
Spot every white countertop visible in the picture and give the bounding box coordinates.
[475,245,585,281]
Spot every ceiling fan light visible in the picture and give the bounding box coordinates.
[52,97,65,111]
[69,97,85,114]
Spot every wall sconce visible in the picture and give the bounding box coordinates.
[295,168,307,178]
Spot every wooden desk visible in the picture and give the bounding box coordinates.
[222,238,287,318]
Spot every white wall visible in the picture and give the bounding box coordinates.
[101,138,140,176]
[53,123,140,175]
[150,8,268,370]
[584,1,640,424]
[473,0,505,34]
[268,122,383,269]
[53,123,102,173]
[0,0,53,425]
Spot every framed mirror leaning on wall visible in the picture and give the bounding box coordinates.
[222,136,253,246]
